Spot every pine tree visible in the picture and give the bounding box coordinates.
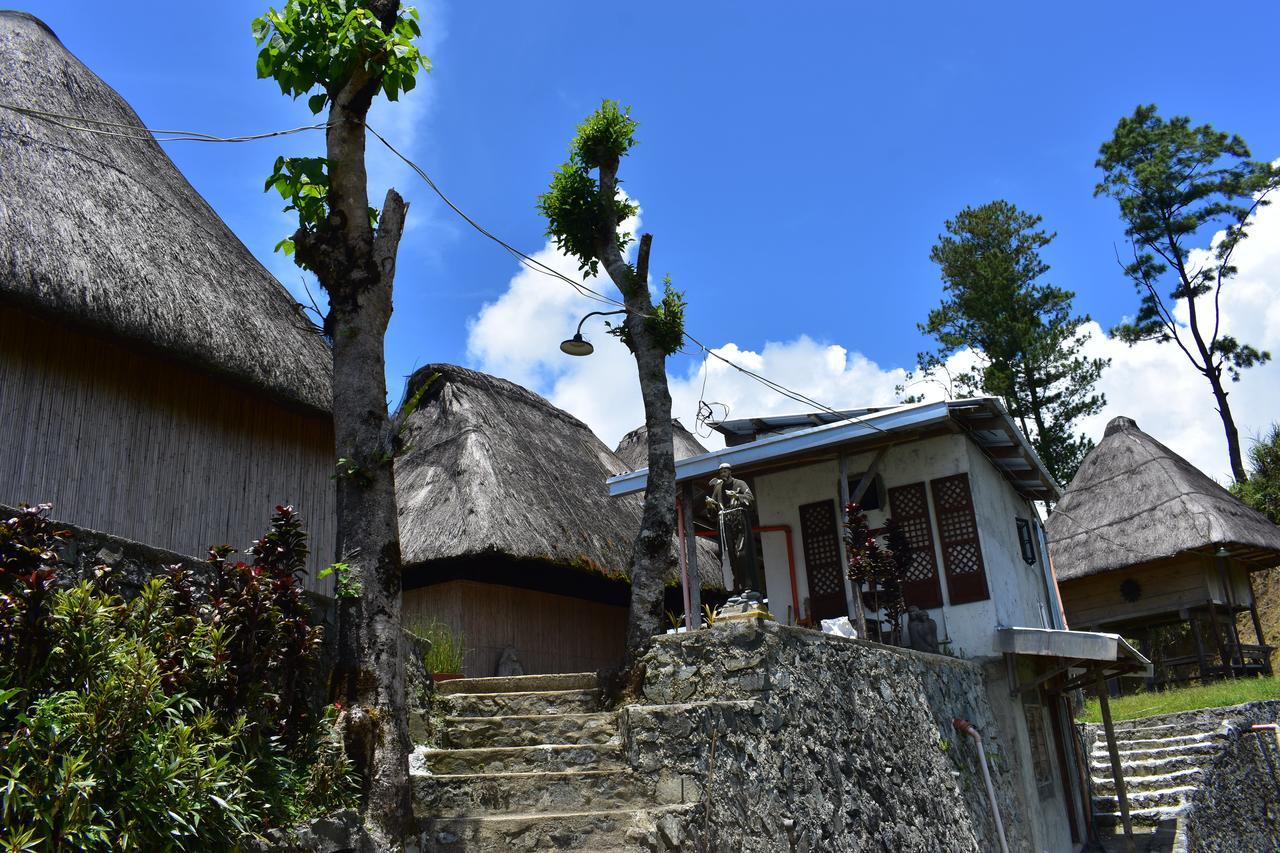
[1096,105,1278,484]
[913,200,1108,486]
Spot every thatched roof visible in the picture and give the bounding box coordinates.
[1046,416,1280,581]
[395,364,645,577]
[0,12,331,412]
[614,420,709,471]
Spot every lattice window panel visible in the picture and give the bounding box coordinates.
[798,500,848,620]
[930,473,989,604]
[887,482,942,609]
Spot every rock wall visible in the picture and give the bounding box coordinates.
[1181,701,1280,852]
[627,619,1031,852]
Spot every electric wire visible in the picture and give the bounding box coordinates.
[0,99,884,429]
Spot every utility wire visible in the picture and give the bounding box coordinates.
[0,99,883,429]
[0,102,328,143]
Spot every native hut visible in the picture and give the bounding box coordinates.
[0,12,336,591]
[1047,416,1280,684]
[396,365,639,675]
[613,419,709,471]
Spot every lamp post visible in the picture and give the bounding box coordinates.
[560,310,627,356]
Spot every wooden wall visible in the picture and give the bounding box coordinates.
[0,305,336,595]
[403,580,627,676]
[1060,558,1209,630]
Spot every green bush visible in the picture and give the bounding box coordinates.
[0,505,356,851]
[409,618,466,675]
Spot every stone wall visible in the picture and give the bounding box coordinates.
[1181,701,1280,852]
[626,619,1033,852]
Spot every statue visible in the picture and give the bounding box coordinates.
[705,462,763,605]
[495,646,524,677]
[906,606,940,655]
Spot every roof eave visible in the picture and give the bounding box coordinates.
[608,401,953,497]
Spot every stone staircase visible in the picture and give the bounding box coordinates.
[1089,717,1227,852]
[411,673,694,852]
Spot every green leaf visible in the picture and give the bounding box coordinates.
[307,93,328,114]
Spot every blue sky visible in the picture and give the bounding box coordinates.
[19,1,1280,478]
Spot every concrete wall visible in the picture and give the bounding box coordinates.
[752,434,1057,659]
[627,620,1075,852]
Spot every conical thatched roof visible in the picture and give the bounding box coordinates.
[395,364,644,577]
[0,12,330,412]
[1046,416,1280,581]
[614,419,709,471]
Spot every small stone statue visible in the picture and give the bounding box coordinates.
[906,606,940,655]
[495,646,524,677]
[705,462,762,598]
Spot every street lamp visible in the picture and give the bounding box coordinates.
[560,310,626,357]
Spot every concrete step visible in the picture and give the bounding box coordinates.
[1098,740,1219,764]
[414,768,651,816]
[1090,750,1213,777]
[1092,766,1204,795]
[442,711,618,749]
[418,742,624,775]
[441,688,602,718]
[1091,732,1219,753]
[1095,804,1185,831]
[416,805,694,852]
[436,673,597,696]
[1092,784,1197,813]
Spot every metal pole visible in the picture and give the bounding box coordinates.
[1095,671,1134,852]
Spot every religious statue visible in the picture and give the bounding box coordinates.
[906,606,940,655]
[705,462,763,601]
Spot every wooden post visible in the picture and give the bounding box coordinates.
[682,481,701,628]
[835,455,866,638]
[1096,671,1135,852]
[1205,603,1232,679]
[1189,612,1209,683]
[1247,574,1271,675]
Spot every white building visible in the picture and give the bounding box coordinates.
[609,398,1065,658]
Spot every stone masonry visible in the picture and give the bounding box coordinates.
[409,620,1033,851]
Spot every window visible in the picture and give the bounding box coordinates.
[1015,518,1037,565]
[798,499,848,621]
[930,473,989,605]
[887,482,943,609]
[846,472,884,511]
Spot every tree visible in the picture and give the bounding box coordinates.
[1233,425,1280,525]
[912,200,1108,486]
[1096,105,1279,484]
[252,1,429,846]
[538,102,687,669]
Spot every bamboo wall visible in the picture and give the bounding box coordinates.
[0,305,336,595]
[403,579,627,676]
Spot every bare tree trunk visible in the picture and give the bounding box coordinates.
[594,165,678,668]
[296,70,411,850]
[618,237,677,665]
[1207,367,1247,485]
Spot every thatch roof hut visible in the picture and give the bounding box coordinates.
[396,364,642,582]
[0,12,336,592]
[1047,416,1280,684]
[0,11,331,412]
[394,365,726,675]
[614,420,709,471]
[1047,416,1280,581]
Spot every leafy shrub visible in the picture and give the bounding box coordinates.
[0,505,356,851]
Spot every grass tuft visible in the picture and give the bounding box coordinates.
[1077,675,1280,723]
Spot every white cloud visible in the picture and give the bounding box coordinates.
[466,199,1280,483]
